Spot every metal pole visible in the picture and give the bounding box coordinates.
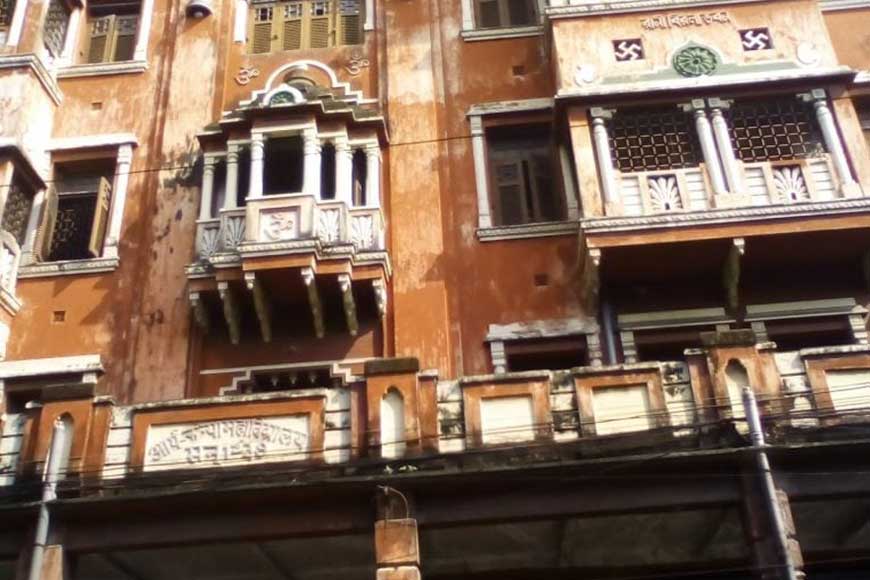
[742,387,800,580]
[600,299,618,365]
[27,417,71,580]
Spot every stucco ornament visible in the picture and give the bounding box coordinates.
[235,66,260,85]
[672,46,718,77]
[796,41,820,66]
[574,64,597,85]
[345,49,370,76]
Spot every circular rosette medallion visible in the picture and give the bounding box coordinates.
[672,46,718,77]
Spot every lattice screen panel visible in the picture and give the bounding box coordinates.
[1,180,32,246]
[607,108,702,173]
[728,98,825,162]
[49,196,97,262]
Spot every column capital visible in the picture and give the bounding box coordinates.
[469,115,484,136]
[680,99,707,113]
[116,144,134,165]
[589,107,615,120]
[707,97,732,111]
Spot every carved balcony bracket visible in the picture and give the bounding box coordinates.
[338,274,359,337]
[218,281,241,345]
[245,272,272,343]
[302,267,325,339]
[189,291,209,333]
[722,238,745,312]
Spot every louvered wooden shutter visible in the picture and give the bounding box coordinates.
[281,3,302,50]
[531,154,558,221]
[493,160,525,225]
[476,0,501,28]
[249,5,274,54]
[87,15,113,63]
[308,1,331,48]
[338,0,361,45]
[112,14,138,61]
[88,177,111,258]
[33,188,59,263]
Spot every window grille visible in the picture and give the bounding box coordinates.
[49,195,99,262]
[1,179,33,247]
[728,98,825,162]
[607,107,702,173]
[0,0,15,30]
[43,0,71,57]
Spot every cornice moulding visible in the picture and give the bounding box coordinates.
[18,257,120,278]
[56,60,147,79]
[0,354,102,380]
[47,134,139,151]
[460,25,544,41]
[477,220,578,241]
[546,0,769,18]
[581,197,870,234]
[0,53,62,105]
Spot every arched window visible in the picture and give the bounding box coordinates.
[380,388,406,459]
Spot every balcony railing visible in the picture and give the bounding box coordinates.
[195,195,385,259]
[615,155,843,217]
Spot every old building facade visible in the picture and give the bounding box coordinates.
[1,0,870,577]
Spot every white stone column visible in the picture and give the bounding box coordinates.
[364,144,381,207]
[6,0,29,46]
[708,99,742,194]
[224,145,240,210]
[589,108,619,207]
[469,116,492,228]
[809,89,858,193]
[104,144,133,259]
[199,156,217,220]
[335,136,353,205]
[58,7,81,65]
[460,0,474,30]
[0,162,14,221]
[248,133,265,199]
[687,101,728,195]
[302,128,322,199]
[233,0,248,42]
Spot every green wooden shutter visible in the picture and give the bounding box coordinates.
[308,0,331,48]
[249,5,274,54]
[87,177,112,258]
[493,160,525,225]
[112,14,138,61]
[281,2,302,50]
[338,0,361,45]
[33,188,59,263]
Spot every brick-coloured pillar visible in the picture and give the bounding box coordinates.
[375,491,421,580]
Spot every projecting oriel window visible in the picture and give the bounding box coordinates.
[247,0,363,54]
[43,0,72,57]
[486,125,561,226]
[727,98,826,163]
[474,0,536,28]
[86,2,141,63]
[607,106,702,173]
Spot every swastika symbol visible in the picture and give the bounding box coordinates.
[740,28,773,51]
[613,39,644,62]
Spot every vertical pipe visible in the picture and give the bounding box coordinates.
[27,417,71,580]
[600,298,618,365]
[742,387,800,580]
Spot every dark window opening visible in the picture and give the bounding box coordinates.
[237,147,251,205]
[320,143,336,200]
[242,368,338,394]
[474,0,535,29]
[763,316,854,351]
[210,159,227,217]
[0,0,16,32]
[487,124,561,226]
[352,149,367,206]
[633,326,718,362]
[45,159,115,262]
[505,336,588,372]
[264,137,304,195]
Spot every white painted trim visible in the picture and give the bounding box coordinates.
[468,98,553,117]
[461,0,474,30]
[133,0,154,62]
[5,0,28,47]
[364,0,374,31]
[17,257,120,277]
[618,307,734,331]
[461,26,543,41]
[47,133,139,151]
[469,116,492,229]
[745,298,866,321]
[0,54,62,105]
[477,221,579,241]
[56,6,82,67]
[547,0,769,18]
[233,0,248,42]
[0,354,102,380]
[103,144,133,258]
[56,60,148,78]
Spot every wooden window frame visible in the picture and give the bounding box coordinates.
[247,0,363,54]
[85,3,140,64]
[484,122,562,226]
